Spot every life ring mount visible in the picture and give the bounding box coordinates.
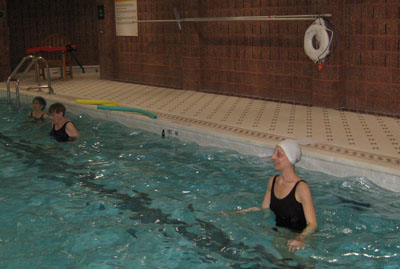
[304,18,335,64]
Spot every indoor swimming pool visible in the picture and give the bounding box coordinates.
[0,98,399,268]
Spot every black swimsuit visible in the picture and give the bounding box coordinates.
[270,176,307,232]
[29,112,46,121]
[49,121,73,142]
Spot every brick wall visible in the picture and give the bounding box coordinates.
[7,0,99,70]
[97,0,116,80]
[3,1,399,116]
[99,0,399,116]
[101,0,183,88]
[0,0,10,81]
[343,0,399,115]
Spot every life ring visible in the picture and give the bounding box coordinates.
[97,105,157,119]
[76,99,119,106]
[304,18,332,64]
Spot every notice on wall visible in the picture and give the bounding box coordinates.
[115,0,138,36]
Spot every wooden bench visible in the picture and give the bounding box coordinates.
[27,34,74,80]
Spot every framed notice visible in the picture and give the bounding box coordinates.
[115,0,138,36]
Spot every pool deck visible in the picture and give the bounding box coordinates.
[1,72,400,191]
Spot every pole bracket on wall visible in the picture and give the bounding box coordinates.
[173,8,182,30]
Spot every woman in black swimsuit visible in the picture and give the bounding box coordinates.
[220,139,317,252]
[29,96,49,121]
[48,103,79,142]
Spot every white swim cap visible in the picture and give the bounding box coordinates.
[278,139,302,164]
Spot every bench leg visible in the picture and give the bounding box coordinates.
[62,53,67,81]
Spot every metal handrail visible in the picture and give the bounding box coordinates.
[25,56,54,94]
[6,55,54,108]
[7,55,35,106]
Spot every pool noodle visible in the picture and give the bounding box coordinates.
[97,105,158,119]
[76,99,118,106]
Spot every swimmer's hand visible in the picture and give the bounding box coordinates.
[287,237,305,252]
[43,145,59,150]
[219,206,261,215]
[218,210,238,215]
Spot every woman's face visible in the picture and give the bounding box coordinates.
[272,145,291,171]
[32,100,43,111]
[49,111,63,123]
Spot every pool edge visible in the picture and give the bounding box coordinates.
[3,89,400,192]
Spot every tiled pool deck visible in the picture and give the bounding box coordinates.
[1,72,400,191]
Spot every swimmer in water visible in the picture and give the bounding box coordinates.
[28,96,49,121]
[48,103,79,142]
[220,139,317,252]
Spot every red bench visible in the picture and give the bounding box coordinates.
[27,34,75,80]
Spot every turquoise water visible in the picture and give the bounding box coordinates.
[0,98,399,268]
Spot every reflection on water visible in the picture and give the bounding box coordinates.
[0,99,399,268]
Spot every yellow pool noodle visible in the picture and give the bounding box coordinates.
[75,99,119,106]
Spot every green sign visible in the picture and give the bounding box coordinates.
[0,10,4,18]
[97,5,104,20]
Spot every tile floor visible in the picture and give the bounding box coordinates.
[1,72,399,184]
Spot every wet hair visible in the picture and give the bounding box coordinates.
[48,103,66,116]
[32,96,47,109]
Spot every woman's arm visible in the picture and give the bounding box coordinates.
[219,176,274,215]
[261,175,274,209]
[219,206,262,215]
[287,182,317,252]
[65,122,80,140]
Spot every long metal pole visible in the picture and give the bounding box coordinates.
[133,14,332,23]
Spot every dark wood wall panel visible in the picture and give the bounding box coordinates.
[7,0,99,70]
[0,0,10,80]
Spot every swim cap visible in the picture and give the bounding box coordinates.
[278,139,302,164]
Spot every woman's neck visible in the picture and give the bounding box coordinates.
[280,167,298,183]
[54,117,67,127]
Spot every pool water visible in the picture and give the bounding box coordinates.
[0,98,399,268]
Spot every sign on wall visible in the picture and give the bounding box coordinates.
[98,5,105,20]
[115,0,138,36]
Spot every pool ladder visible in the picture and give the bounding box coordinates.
[7,55,54,108]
